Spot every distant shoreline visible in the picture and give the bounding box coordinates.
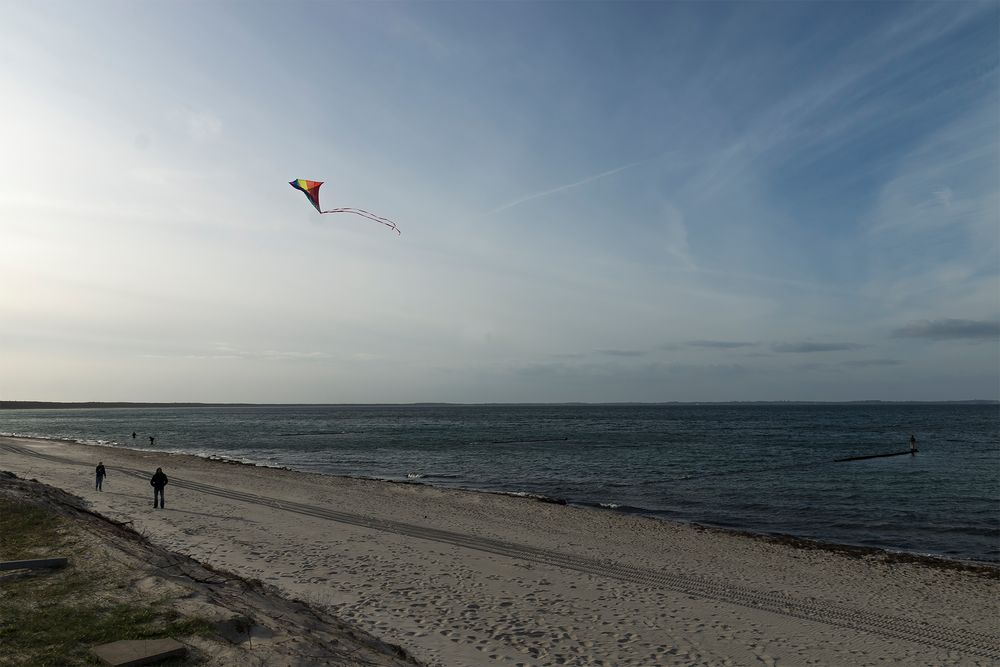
[1,400,997,409]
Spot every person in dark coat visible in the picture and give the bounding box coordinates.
[95,462,107,491]
[150,467,168,508]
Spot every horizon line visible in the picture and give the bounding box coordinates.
[2,399,997,409]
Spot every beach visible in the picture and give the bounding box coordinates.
[2,435,997,666]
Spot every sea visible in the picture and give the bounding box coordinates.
[2,403,997,563]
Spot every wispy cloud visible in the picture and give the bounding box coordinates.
[145,344,333,361]
[892,319,1000,341]
[843,359,903,368]
[484,160,644,215]
[596,349,646,357]
[772,342,864,353]
[685,340,756,349]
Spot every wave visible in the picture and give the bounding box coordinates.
[491,490,567,505]
[482,437,570,445]
[405,472,461,480]
[581,500,649,514]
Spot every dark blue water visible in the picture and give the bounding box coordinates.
[2,404,997,563]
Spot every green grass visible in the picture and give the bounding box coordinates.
[0,497,215,666]
[0,499,65,559]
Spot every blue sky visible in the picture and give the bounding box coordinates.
[1,1,997,402]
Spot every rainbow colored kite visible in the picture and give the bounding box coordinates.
[289,179,400,235]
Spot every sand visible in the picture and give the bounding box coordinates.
[1,435,997,666]
[0,472,417,666]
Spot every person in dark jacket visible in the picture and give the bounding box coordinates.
[150,467,168,508]
[95,462,106,491]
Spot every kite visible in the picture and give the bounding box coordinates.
[289,179,400,235]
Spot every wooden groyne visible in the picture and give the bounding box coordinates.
[833,450,914,463]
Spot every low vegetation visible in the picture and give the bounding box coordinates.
[0,497,213,666]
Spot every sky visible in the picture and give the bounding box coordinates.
[1,1,998,403]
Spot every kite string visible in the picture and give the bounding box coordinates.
[322,207,401,235]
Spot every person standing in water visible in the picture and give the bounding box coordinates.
[150,467,168,508]
[95,462,106,491]
[910,434,918,454]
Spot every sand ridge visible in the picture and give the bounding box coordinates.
[1,436,997,666]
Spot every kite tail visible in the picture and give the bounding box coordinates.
[322,207,401,235]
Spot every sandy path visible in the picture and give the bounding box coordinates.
[2,436,997,666]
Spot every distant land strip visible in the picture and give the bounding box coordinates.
[1,400,996,410]
[0,401,259,409]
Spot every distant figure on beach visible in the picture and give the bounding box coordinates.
[132,431,136,440]
[95,462,106,491]
[150,467,168,508]
[149,435,155,446]
[910,434,918,455]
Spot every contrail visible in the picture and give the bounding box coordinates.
[484,159,645,216]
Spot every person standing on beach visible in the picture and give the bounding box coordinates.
[95,462,106,491]
[910,434,918,455]
[150,467,168,508]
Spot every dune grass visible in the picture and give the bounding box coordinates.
[0,497,213,666]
